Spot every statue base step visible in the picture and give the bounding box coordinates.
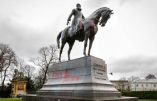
[23,94,138,101]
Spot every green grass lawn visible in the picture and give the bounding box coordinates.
[0,98,156,101]
[0,98,22,101]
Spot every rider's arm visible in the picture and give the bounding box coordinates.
[67,9,75,25]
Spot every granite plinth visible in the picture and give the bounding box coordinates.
[23,56,138,101]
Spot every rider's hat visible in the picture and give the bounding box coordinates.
[76,3,81,9]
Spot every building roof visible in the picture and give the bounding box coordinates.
[133,79,157,83]
[111,80,129,83]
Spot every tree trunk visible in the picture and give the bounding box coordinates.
[1,67,8,91]
[42,65,49,85]
[1,58,11,91]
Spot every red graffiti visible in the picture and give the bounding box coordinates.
[63,71,80,82]
[64,71,71,78]
[52,71,62,78]
[51,71,80,82]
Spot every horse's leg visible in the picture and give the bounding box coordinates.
[68,40,75,60]
[83,34,88,56]
[88,36,95,56]
[59,41,66,62]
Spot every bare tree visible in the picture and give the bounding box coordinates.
[34,70,45,90]
[18,58,35,78]
[0,43,17,90]
[32,45,58,87]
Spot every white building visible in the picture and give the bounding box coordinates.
[111,80,130,92]
[131,79,157,91]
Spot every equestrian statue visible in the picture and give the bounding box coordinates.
[57,3,113,61]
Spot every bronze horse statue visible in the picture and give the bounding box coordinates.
[57,7,113,61]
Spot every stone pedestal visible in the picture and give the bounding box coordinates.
[23,56,138,101]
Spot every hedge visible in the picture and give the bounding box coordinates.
[122,91,157,99]
[0,90,11,98]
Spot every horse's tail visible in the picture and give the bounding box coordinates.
[57,31,62,49]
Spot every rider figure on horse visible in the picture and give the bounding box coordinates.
[67,3,85,36]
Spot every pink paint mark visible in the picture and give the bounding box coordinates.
[51,71,80,82]
[79,21,83,30]
[64,71,71,78]
[63,71,80,82]
[52,71,62,79]
[89,20,95,32]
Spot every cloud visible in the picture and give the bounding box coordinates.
[85,0,141,8]
[85,0,109,8]
[109,55,157,78]
[0,13,58,59]
[119,0,141,6]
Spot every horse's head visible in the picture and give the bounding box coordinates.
[99,7,113,27]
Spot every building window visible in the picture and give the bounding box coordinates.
[154,84,156,87]
[146,84,148,87]
[141,84,143,87]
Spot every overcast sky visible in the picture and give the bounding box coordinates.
[0,0,157,80]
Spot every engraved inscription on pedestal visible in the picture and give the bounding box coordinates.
[93,63,107,80]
